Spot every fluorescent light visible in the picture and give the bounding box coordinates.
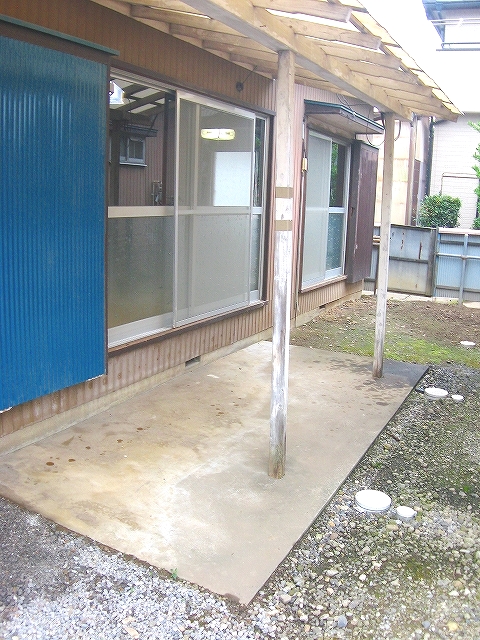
[201,128,236,140]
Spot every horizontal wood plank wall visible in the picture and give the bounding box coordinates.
[0,0,276,111]
[296,280,363,320]
[0,304,272,437]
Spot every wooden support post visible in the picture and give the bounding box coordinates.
[405,115,418,225]
[269,49,295,479]
[373,112,395,379]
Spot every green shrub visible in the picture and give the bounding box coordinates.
[473,217,480,230]
[417,194,461,228]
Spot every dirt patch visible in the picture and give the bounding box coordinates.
[291,296,480,367]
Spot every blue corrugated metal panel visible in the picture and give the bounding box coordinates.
[0,36,106,410]
[464,235,480,291]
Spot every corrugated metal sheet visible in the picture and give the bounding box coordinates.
[0,35,107,410]
[365,225,436,296]
[435,230,480,302]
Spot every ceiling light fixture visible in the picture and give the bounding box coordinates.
[201,128,236,141]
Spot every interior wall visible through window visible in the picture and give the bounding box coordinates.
[107,74,267,347]
[301,130,350,288]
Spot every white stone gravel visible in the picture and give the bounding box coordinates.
[0,364,479,640]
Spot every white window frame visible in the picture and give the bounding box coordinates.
[107,74,268,347]
[302,130,350,288]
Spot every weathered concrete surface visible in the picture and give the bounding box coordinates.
[0,343,426,603]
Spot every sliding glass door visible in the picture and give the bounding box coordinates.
[107,77,267,346]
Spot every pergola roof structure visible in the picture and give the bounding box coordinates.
[92,0,460,121]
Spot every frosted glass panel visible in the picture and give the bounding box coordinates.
[302,134,331,286]
[177,213,250,321]
[107,216,173,327]
[177,98,254,322]
[250,213,262,294]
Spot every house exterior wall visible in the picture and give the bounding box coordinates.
[0,0,366,444]
[430,113,480,229]
[365,117,430,226]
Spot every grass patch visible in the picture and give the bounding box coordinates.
[290,297,480,368]
[384,336,480,367]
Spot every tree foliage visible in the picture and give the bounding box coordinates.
[418,194,461,228]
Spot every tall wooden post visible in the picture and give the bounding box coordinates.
[405,115,417,225]
[269,49,295,478]
[373,112,395,378]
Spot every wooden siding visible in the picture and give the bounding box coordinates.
[296,279,363,320]
[0,0,276,112]
[0,306,272,437]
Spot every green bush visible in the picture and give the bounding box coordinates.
[417,194,461,228]
[472,217,480,230]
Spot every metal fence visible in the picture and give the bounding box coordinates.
[435,229,480,302]
[365,225,480,303]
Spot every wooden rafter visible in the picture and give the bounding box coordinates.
[274,16,382,50]
[252,0,352,22]
[90,0,458,121]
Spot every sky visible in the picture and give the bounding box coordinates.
[361,0,480,112]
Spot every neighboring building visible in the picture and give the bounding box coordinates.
[430,113,480,228]
[423,0,480,228]
[364,116,431,226]
[0,0,457,448]
[423,0,480,51]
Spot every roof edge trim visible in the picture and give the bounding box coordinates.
[0,14,119,56]
[304,100,384,134]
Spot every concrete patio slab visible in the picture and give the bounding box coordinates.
[0,343,426,603]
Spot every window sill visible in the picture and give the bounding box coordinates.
[108,299,269,357]
[299,274,347,294]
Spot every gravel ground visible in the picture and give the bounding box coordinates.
[0,364,479,640]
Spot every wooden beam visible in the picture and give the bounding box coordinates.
[91,0,131,14]
[130,4,240,36]
[169,23,267,49]
[405,116,418,226]
[179,0,414,117]
[295,35,413,120]
[282,18,382,50]
[124,0,205,10]
[269,49,295,479]
[225,45,278,62]
[315,41,402,70]
[104,0,455,121]
[350,10,398,47]
[343,59,421,85]
[373,112,395,379]
[252,0,352,22]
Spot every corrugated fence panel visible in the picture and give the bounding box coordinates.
[436,231,480,302]
[365,225,436,296]
[0,36,106,410]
